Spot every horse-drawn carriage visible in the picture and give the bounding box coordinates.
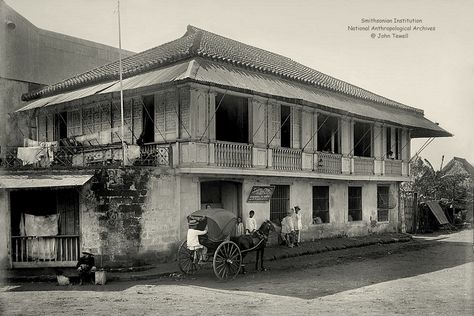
[177,208,274,280]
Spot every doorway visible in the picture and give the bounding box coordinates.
[200,180,242,217]
[54,112,68,141]
[141,95,155,144]
[9,188,80,267]
[215,94,249,143]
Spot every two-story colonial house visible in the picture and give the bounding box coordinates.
[0,25,451,269]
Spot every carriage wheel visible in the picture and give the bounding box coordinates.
[213,241,241,280]
[177,240,198,275]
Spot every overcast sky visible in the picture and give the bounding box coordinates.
[7,0,474,169]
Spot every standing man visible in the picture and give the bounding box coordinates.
[294,206,302,246]
[281,209,295,247]
[246,210,257,234]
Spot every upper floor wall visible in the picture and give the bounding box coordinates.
[10,82,411,179]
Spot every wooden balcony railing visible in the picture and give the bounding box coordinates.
[1,145,123,169]
[135,143,172,166]
[384,159,402,176]
[315,152,342,174]
[272,147,302,171]
[11,235,79,265]
[214,141,252,168]
[353,157,375,175]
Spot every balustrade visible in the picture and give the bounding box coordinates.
[137,143,171,166]
[272,147,302,171]
[385,159,402,176]
[353,157,375,175]
[315,152,342,174]
[214,142,252,168]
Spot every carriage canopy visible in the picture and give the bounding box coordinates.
[189,208,237,242]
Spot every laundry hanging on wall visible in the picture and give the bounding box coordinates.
[20,213,59,260]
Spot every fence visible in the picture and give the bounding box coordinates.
[11,235,79,264]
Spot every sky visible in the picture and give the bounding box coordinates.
[6,0,474,169]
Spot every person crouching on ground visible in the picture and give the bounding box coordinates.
[281,209,295,248]
[76,249,96,285]
[187,217,208,264]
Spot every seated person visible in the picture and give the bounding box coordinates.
[76,249,96,285]
[187,217,208,263]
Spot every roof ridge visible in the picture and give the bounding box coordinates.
[188,25,203,55]
[21,25,424,115]
[187,25,422,114]
[22,30,196,101]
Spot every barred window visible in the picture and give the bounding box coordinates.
[313,186,329,224]
[270,185,290,223]
[348,186,362,221]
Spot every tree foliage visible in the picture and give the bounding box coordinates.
[403,156,472,208]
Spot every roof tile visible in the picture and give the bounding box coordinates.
[22,25,422,114]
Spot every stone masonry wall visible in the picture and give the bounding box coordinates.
[80,167,178,267]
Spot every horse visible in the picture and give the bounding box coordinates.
[231,220,275,273]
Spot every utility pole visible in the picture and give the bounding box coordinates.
[118,0,126,165]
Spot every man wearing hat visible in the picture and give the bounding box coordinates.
[187,217,208,264]
[294,206,302,247]
[76,249,96,285]
[281,209,295,248]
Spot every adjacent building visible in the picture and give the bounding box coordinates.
[441,157,474,221]
[0,0,133,157]
[0,25,451,269]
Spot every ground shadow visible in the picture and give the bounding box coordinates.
[5,237,473,299]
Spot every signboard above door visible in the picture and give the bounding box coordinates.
[247,185,275,202]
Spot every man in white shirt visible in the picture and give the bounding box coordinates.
[245,210,257,234]
[187,218,208,263]
[281,209,295,247]
[294,206,302,246]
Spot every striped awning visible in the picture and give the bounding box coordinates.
[16,82,117,112]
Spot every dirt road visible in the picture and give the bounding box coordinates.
[1,229,472,315]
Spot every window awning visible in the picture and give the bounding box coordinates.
[16,82,117,112]
[0,174,94,189]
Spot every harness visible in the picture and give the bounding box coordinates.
[241,229,268,253]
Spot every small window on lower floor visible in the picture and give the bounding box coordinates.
[313,186,329,224]
[348,186,362,221]
[377,186,390,222]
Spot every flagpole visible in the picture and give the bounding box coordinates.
[118,0,125,165]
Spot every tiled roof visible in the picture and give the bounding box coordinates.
[443,157,474,179]
[22,25,422,114]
